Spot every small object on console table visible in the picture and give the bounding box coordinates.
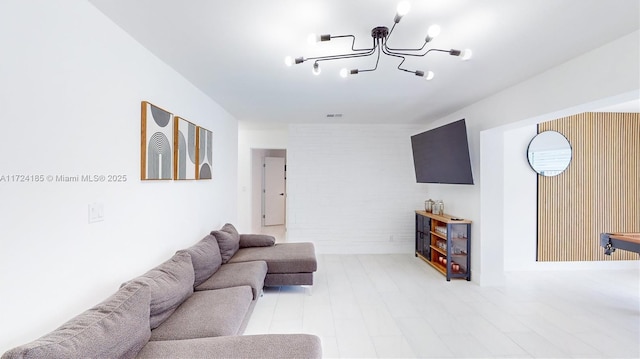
[600,232,640,255]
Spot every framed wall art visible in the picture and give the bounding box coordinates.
[141,101,173,180]
[173,116,197,180]
[197,126,213,180]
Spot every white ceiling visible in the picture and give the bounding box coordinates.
[88,0,639,126]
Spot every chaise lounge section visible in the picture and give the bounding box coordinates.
[229,242,318,286]
[2,224,321,359]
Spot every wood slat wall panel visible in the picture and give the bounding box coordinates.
[537,112,639,261]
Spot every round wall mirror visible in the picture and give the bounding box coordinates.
[527,130,572,176]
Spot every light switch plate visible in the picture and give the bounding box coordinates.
[88,203,104,223]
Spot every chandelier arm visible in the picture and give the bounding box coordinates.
[304,36,376,63]
[383,47,427,57]
[330,34,374,52]
[304,47,376,63]
[355,39,383,73]
[383,21,428,52]
[387,22,398,39]
[384,47,452,58]
[381,46,417,74]
[384,41,428,52]
[426,48,451,54]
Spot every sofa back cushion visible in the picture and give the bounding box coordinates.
[177,234,223,287]
[135,251,194,329]
[211,223,240,264]
[2,281,151,359]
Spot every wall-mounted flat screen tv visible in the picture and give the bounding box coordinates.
[411,119,474,184]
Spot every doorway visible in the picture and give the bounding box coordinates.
[250,149,286,235]
[263,156,286,226]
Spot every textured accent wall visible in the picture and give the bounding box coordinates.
[286,124,428,254]
[537,112,639,261]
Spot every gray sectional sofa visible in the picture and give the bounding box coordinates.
[2,224,321,359]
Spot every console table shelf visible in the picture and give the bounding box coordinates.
[415,210,471,281]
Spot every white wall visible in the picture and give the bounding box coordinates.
[0,0,237,352]
[287,124,425,253]
[503,125,538,270]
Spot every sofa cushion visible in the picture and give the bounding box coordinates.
[135,252,194,329]
[195,261,267,299]
[211,223,240,264]
[177,234,223,287]
[220,222,239,239]
[149,286,253,341]
[137,334,323,359]
[239,234,276,248]
[2,281,151,359]
[228,243,317,274]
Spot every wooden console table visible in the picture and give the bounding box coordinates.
[415,210,471,281]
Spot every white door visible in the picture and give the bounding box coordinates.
[263,157,286,226]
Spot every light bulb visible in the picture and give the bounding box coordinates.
[426,25,441,41]
[284,56,293,67]
[307,33,318,44]
[312,62,321,76]
[416,70,435,80]
[339,68,348,78]
[396,1,411,16]
[394,1,411,23]
[425,71,435,80]
[461,49,473,61]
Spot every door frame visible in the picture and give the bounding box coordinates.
[250,148,286,232]
[262,156,286,226]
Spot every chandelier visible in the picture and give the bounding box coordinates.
[285,1,472,80]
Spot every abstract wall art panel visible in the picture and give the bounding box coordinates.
[197,126,213,180]
[174,117,197,180]
[141,101,174,180]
